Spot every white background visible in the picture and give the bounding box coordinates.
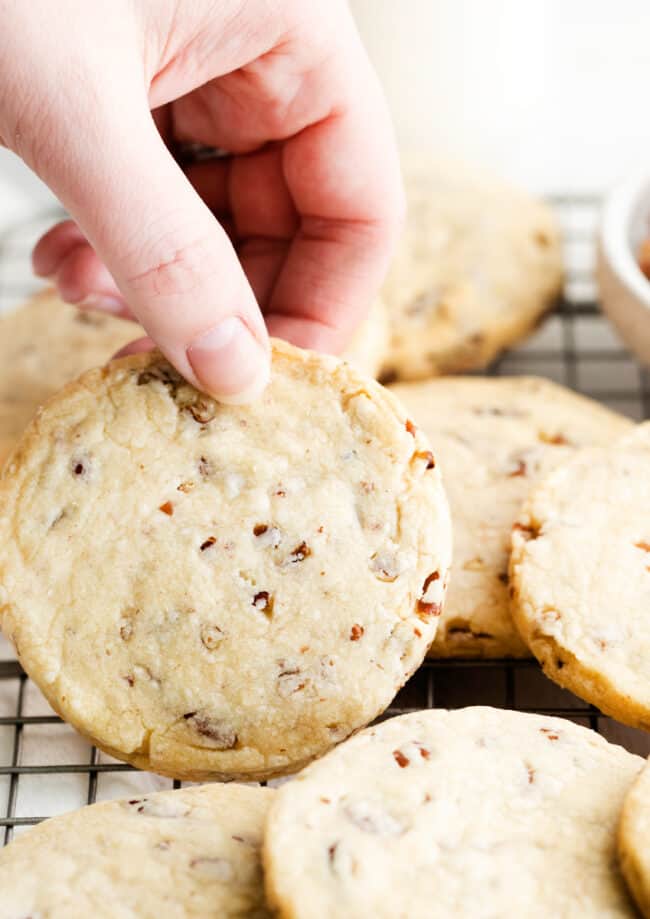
[350,0,650,192]
[2,0,650,232]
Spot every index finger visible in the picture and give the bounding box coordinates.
[264,41,404,354]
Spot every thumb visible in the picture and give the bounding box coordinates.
[37,103,270,404]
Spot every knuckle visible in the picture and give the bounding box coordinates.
[124,230,220,300]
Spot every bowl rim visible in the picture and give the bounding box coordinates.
[600,169,650,310]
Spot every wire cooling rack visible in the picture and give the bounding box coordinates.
[0,196,649,848]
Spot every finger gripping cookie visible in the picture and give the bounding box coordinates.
[510,422,650,729]
[0,342,451,780]
[264,708,642,919]
[0,784,272,918]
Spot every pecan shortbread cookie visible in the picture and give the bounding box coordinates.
[0,289,135,465]
[0,784,272,919]
[380,159,563,381]
[0,343,451,780]
[510,422,650,726]
[265,707,641,919]
[619,758,650,917]
[390,377,632,657]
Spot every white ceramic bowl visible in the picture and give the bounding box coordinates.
[597,171,650,364]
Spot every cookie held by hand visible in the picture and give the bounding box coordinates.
[0,341,451,780]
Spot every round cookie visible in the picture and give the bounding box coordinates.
[389,376,633,657]
[0,343,451,780]
[0,289,136,465]
[619,759,650,917]
[380,159,563,381]
[342,299,389,379]
[510,422,650,727]
[0,783,272,918]
[264,707,642,919]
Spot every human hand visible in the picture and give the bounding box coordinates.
[0,0,403,402]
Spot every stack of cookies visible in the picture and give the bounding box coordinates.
[1,160,650,916]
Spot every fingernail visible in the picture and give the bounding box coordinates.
[187,317,270,404]
[78,294,128,315]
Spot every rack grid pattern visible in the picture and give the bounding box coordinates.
[1,195,649,847]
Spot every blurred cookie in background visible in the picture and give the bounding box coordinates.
[380,159,563,381]
[390,376,633,658]
[0,289,136,464]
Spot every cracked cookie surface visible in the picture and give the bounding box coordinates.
[0,342,451,780]
[510,422,650,727]
[0,289,135,466]
[0,783,272,919]
[264,707,642,919]
[380,159,563,381]
[390,376,632,657]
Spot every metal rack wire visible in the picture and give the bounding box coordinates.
[1,195,649,848]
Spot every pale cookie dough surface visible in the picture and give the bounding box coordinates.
[511,422,650,727]
[389,377,632,657]
[0,343,451,780]
[619,759,650,918]
[342,299,389,379]
[0,783,272,919]
[0,289,136,465]
[380,159,563,381]
[264,707,642,919]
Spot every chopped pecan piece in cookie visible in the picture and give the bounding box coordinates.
[370,550,401,582]
[412,450,435,469]
[417,571,443,619]
[136,363,183,396]
[540,727,560,741]
[200,624,224,650]
[286,541,311,564]
[183,712,238,749]
[393,749,410,768]
[252,591,274,617]
[277,663,306,696]
[253,523,283,548]
[184,399,217,424]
